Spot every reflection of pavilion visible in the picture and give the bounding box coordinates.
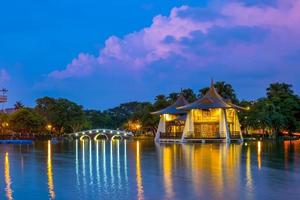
[157,143,243,199]
[153,80,244,143]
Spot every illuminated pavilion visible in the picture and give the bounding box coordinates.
[153,80,244,143]
[151,93,189,142]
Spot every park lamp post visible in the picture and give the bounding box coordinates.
[46,124,53,135]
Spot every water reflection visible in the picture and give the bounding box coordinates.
[4,152,13,200]
[47,141,55,199]
[162,146,174,199]
[257,141,262,169]
[102,140,108,192]
[1,140,300,200]
[136,141,144,200]
[246,146,253,199]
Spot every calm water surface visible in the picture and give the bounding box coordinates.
[0,140,299,200]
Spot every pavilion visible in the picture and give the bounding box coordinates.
[179,80,244,142]
[151,93,188,142]
[153,80,244,143]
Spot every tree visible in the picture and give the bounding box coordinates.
[9,108,45,134]
[240,83,300,139]
[199,81,238,103]
[167,92,179,104]
[266,83,300,137]
[35,97,86,134]
[0,113,9,134]
[267,83,294,99]
[153,95,170,110]
[14,101,25,110]
[128,103,159,135]
[181,88,197,102]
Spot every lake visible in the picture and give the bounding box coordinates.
[0,140,299,200]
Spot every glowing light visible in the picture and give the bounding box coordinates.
[164,114,174,122]
[46,124,52,131]
[4,152,13,200]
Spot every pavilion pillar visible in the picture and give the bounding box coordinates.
[222,109,231,142]
[181,110,194,142]
[155,115,166,142]
[234,111,244,142]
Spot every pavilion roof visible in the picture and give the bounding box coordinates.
[179,80,244,110]
[151,93,189,115]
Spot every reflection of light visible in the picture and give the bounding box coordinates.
[76,140,80,186]
[136,141,144,200]
[110,140,115,186]
[102,141,108,191]
[89,140,93,185]
[163,147,174,199]
[124,140,128,182]
[257,141,262,169]
[96,140,100,188]
[5,152,13,200]
[117,140,121,189]
[246,146,253,198]
[47,141,55,199]
[82,140,87,188]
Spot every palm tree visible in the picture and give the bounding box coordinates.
[167,92,179,103]
[199,81,238,103]
[14,101,24,110]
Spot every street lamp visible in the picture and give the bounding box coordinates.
[46,124,53,136]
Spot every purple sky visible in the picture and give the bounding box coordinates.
[1,0,300,109]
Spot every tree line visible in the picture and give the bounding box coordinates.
[0,82,299,139]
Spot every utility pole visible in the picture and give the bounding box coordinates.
[0,88,8,112]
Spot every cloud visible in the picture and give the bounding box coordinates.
[49,0,300,80]
[49,53,97,79]
[0,69,10,82]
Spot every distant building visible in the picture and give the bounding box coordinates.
[0,108,17,115]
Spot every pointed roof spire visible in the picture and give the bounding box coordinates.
[210,78,214,88]
[178,79,232,110]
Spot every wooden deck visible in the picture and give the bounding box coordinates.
[157,137,243,143]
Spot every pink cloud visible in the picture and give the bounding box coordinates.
[49,53,97,79]
[49,0,300,79]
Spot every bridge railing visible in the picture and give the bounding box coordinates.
[64,128,134,139]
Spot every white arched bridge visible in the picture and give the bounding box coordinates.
[64,129,134,141]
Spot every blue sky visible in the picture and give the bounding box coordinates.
[1,0,299,109]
